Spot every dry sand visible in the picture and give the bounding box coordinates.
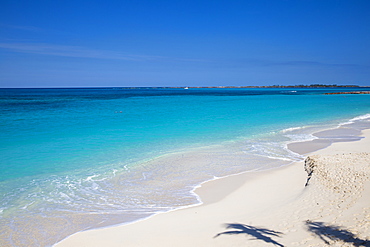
[55,130,370,247]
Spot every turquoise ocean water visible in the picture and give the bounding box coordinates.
[1,87,370,246]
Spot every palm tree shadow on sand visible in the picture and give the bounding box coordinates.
[306,221,370,246]
[214,223,284,247]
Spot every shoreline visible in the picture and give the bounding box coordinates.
[55,126,370,246]
[193,123,367,207]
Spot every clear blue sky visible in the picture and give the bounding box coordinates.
[1,0,369,87]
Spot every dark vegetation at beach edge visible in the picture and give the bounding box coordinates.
[324,91,370,95]
[122,84,364,89]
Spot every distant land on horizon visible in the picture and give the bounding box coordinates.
[120,84,366,89]
[2,84,370,89]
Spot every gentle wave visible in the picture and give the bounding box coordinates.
[339,113,370,126]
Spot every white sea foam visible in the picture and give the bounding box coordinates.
[242,136,304,162]
[85,175,98,182]
[281,126,305,133]
[350,113,370,121]
[21,201,35,210]
[284,133,318,143]
[339,113,370,126]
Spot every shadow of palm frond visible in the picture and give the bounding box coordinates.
[214,223,284,247]
[306,221,370,246]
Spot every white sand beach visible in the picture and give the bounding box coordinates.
[55,130,370,247]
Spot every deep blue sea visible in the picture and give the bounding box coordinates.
[1,87,370,246]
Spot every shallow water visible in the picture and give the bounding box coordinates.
[0,87,369,246]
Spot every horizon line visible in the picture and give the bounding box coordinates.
[0,84,367,89]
